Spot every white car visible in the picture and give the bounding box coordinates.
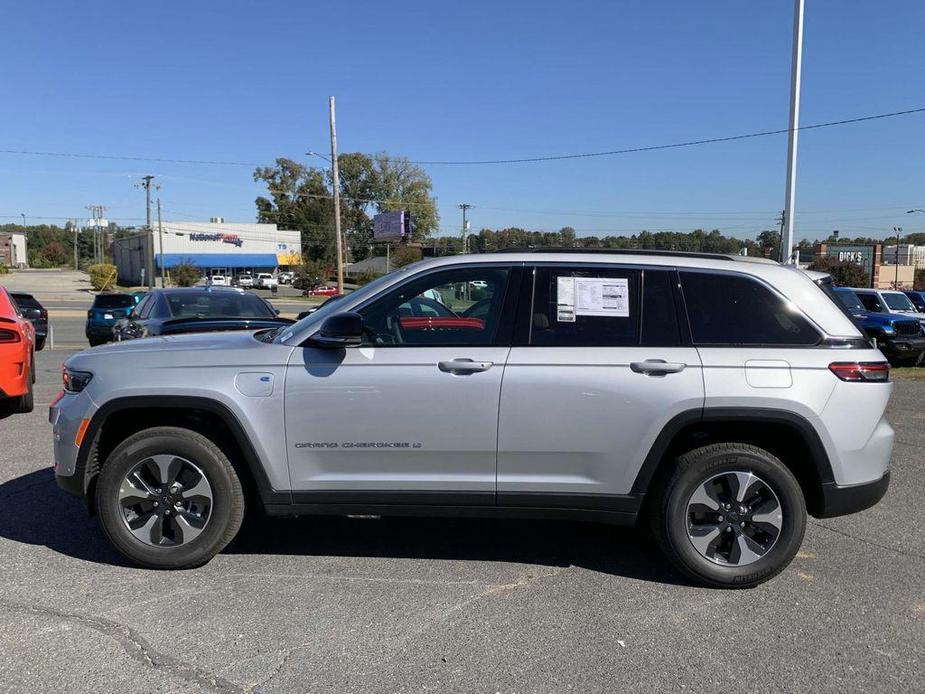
[256,273,278,290]
[277,271,294,285]
[235,273,254,288]
[209,275,228,286]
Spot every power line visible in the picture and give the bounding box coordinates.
[1,107,922,169]
[405,107,925,165]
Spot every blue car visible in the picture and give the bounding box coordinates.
[85,293,139,346]
[834,287,925,364]
[903,290,925,313]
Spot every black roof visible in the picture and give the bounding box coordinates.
[490,247,736,261]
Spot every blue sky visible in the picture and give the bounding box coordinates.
[1,0,923,240]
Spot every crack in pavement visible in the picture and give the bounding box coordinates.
[0,599,245,694]
[246,565,573,692]
[809,521,925,561]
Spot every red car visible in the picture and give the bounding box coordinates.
[0,286,35,413]
[305,284,340,297]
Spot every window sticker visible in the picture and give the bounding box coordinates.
[556,276,576,322]
[574,277,630,317]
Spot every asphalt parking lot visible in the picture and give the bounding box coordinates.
[1,349,923,693]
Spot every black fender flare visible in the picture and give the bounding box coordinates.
[630,406,835,496]
[76,395,290,506]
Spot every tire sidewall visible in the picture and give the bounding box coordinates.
[663,448,806,587]
[97,429,242,569]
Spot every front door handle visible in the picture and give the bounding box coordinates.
[438,358,493,374]
[630,359,686,376]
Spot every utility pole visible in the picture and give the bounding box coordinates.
[329,97,345,294]
[157,198,166,287]
[86,205,108,264]
[137,176,156,289]
[458,203,472,254]
[72,220,78,270]
[781,0,805,264]
[893,226,903,289]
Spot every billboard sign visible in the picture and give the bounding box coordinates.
[373,211,410,242]
[825,244,874,275]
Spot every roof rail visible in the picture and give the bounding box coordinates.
[488,247,736,261]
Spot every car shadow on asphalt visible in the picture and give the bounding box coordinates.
[0,468,125,565]
[0,468,690,586]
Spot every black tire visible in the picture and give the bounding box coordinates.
[16,362,34,413]
[88,337,106,347]
[35,337,45,351]
[651,443,806,589]
[96,426,245,569]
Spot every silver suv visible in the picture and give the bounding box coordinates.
[51,251,893,587]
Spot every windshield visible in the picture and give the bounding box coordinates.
[165,291,276,318]
[275,268,408,343]
[93,294,135,309]
[882,292,916,311]
[835,289,864,312]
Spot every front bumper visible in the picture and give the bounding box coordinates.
[49,391,96,499]
[816,471,890,518]
[881,336,925,357]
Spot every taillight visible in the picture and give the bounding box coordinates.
[829,362,890,382]
[40,309,48,319]
[0,328,21,343]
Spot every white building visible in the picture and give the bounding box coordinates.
[882,244,925,269]
[112,219,301,285]
[0,231,28,268]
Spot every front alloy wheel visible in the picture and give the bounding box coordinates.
[97,426,244,569]
[119,455,213,547]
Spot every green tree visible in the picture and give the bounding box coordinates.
[807,256,869,287]
[171,262,200,287]
[254,152,439,266]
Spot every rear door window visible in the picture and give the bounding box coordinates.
[680,271,820,346]
[528,267,639,346]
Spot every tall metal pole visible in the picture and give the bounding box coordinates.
[458,203,472,254]
[72,220,78,270]
[893,226,903,289]
[329,97,344,294]
[140,175,155,289]
[157,198,166,287]
[781,0,805,264]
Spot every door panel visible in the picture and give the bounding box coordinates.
[498,346,703,496]
[284,345,509,492]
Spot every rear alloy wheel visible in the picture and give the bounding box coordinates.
[685,471,783,567]
[652,443,806,588]
[97,427,244,569]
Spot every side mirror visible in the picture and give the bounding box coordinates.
[310,312,363,348]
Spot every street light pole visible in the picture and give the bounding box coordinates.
[893,226,903,289]
[781,0,805,264]
[329,97,345,295]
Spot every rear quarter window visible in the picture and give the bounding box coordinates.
[680,271,820,346]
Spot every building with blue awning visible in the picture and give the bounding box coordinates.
[112,219,301,285]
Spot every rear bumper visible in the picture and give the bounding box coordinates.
[85,325,115,339]
[816,471,890,518]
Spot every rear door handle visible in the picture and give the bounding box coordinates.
[438,358,493,374]
[630,359,686,376]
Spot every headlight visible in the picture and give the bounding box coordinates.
[63,367,93,393]
[880,325,895,336]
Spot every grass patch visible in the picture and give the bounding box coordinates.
[890,367,925,380]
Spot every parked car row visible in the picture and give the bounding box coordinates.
[832,287,925,365]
